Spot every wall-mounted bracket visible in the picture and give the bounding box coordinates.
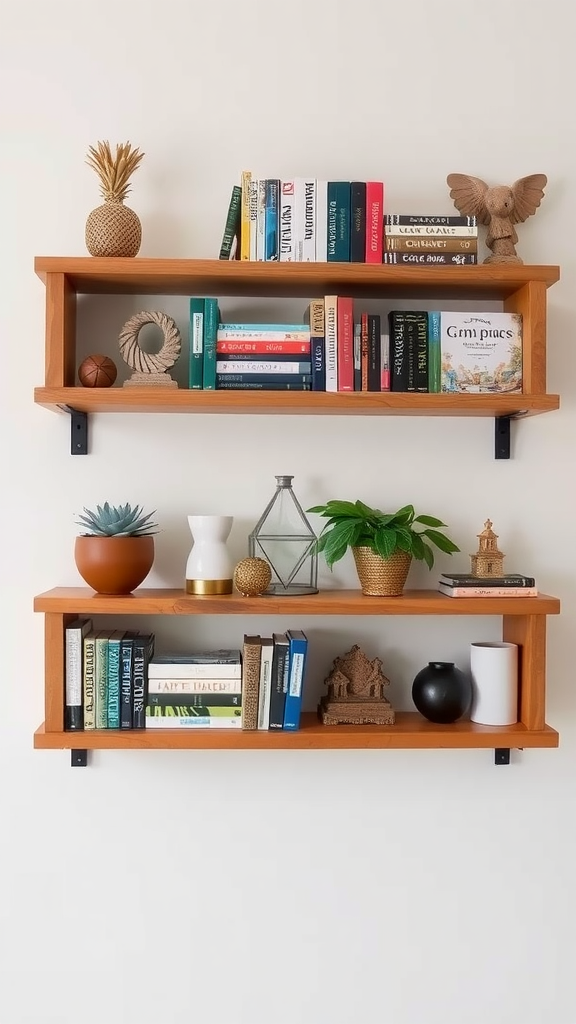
[494,747,511,765]
[494,415,511,459]
[62,406,88,455]
[71,749,88,767]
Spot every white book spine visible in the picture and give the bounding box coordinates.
[385,225,478,237]
[216,361,308,374]
[302,179,316,261]
[279,181,295,261]
[257,644,274,730]
[256,180,266,261]
[315,180,328,261]
[65,625,85,708]
[249,178,259,260]
[324,295,338,391]
[145,716,242,729]
[148,663,241,679]
[148,678,242,694]
[217,329,309,341]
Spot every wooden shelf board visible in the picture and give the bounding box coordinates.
[34,257,560,299]
[33,587,561,616]
[33,715,559,751]
[33,387,560,418]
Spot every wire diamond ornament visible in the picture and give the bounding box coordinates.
[249,476,318,596]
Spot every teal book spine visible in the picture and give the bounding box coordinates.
[203,298,219,390]
[189,298,205,389]
[106,632,124,729]
[428,311,441,393]
[327,182,351,262]
[94,634,109,729]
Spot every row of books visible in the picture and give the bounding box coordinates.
[241,630,309,731]
[219,174,480,266]
[438,574,537,598]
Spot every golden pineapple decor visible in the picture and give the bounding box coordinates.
[85,141,144,257]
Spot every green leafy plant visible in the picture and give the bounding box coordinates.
[76,502,158,537]
[307,500,459,570]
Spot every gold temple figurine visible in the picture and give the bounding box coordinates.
[470,519,505,578]
[319,644,395,726]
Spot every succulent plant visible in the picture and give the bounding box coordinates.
[76,502,158,537]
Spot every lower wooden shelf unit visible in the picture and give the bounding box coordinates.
[33,587,561,755]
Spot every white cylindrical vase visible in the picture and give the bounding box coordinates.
[186,515,234,595]
[470,642,519,726]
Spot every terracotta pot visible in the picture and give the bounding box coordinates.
[74,535,154,594]
[351,547,412,597]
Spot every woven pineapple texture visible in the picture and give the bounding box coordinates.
[84,140,144,257]
[352,547,412,597]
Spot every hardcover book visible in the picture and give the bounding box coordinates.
[257,637,274,730]
[106,629,126,729]
[283,630,308,731]
[148,692,241,708]
[440,312,522,394]
[241,635,262,730]
[350,181,366,263]
[441,573,536,587]
[304,299,325,392]
[149,650,241,677]
[83,630,97,730]
[120,630,139,729]
[279,180,295,261]
[438,583,538,598]
[189,298,204,389]
[202,298,219,390]
[219,185,242,260]
[65,617,92,731]
[383,253,477,265]
[147,677,242,694]
[132,633,155,730]
[268,633,289,730]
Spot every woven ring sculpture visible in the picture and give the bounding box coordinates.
[118,310,182,373]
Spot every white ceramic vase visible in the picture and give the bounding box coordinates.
[185,515,234,595]
[470,641,519,726]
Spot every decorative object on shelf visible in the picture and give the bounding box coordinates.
[85,141,144,257]
[412,662,471,724]
[447,172,547,265]
[119,310,181,388]
[233,557,272,597]
[186,515,234,595]
[470,519,505,578]
[249,476,318,596]
[308,499,459,596]
[319,645,395,725]
[78,354,118,388]
[74,502,157,595]
[470,642,518,726]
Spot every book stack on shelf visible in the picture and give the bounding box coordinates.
[65,620,155,731]
[214,321,311,392]
[241,630,308,732]
[146,650,242,729]
[219,174,385,263]
[383,214,478,266]
[438,574,537,598]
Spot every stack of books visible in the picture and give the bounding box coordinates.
[145,650,242,729]
[383,214,478,266]
[241,631,308,731]
[438,573,537,598]
[215,321,311,392]
[219,174,385,264]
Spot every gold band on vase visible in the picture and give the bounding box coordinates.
[186,578,233,595]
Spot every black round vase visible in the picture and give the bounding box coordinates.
[412,661,471,724]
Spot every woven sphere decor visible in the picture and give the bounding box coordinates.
[233,557,272,597]
[85,201,142,257]
[352,548,412,597]
[78,354,118,388]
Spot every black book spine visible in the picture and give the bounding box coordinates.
[407,312,429,393]
[132,634,154,730]
[120,635,137,729]
[268,636,289,730]
[385,214,476,227]
[441,575,536,587]
[367,314,381,391]
[389,311,409,392]
[350,182,366,263]
[147,692,242,708]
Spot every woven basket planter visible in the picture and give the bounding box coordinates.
[352,547,412,597]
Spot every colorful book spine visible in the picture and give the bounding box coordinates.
[65,617,92,731]
[327,181,351,261]
[337,297,354,392]
[216,372,312,386]
[264,179,280,261]
[148,693,241,708]
[350,181,367,263]
[367,314,381,392]
[189,298,204,389]
[217,324,309,340]
[385,214,477,226]
[219,185,242,260]
[240,171,252,261]
[120,632,138,729]
[202,298,219,390]
[94,632,111,729]
[256,179,266,261]
[360,313,369,391]
[279,180,295,261]
[385,236,478,252]
[283,630,308,731]
[383,253,477,265]
[354,323,362,391]
[365,181,384,263]
[315,180,328,261]
[217,341,310,354]
[106,630,124,729]
[381,334,390,391]
[438,585,538,598]
[133,633,154,730]
[257,638,274,730]
[268,633,289,730]
[428,311,441,393]
[249,178,258,260]
[83,631,97,730]
[324,295,338,392]
[216,361,311,374]
[306,299,325,391]
[241,635,262,730]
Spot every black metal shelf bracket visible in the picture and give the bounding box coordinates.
[64,407,88,455]
[71,750,88,767]
[494,415,512,459]
[494,748,511,765]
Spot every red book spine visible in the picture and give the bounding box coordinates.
[365,182,384,263]
[337,297,354,391]
[216,340,310,354]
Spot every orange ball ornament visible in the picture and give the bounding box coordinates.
[78,354,118,388]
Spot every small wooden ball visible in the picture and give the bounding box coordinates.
[233,557,272,597]
[78,354,118,388]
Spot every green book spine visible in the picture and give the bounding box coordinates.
[219,184,242,260]
[202,298,219,390]
[94,635,109,729]
[428,311,441,393]
[189,298,205,389]
[106,631,124,729]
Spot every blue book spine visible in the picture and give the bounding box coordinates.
[189,298,204,389]
[120,635,135,729]
[428,311,441,393]
[218,323,308,332]
[283,631,308,731]
[264,179,280,261]
[311,336,326,391]
[106,635,123,729]
[327,182,351,261]
[202,298,219,390]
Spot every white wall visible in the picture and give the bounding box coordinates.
[1,1,575,1022]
